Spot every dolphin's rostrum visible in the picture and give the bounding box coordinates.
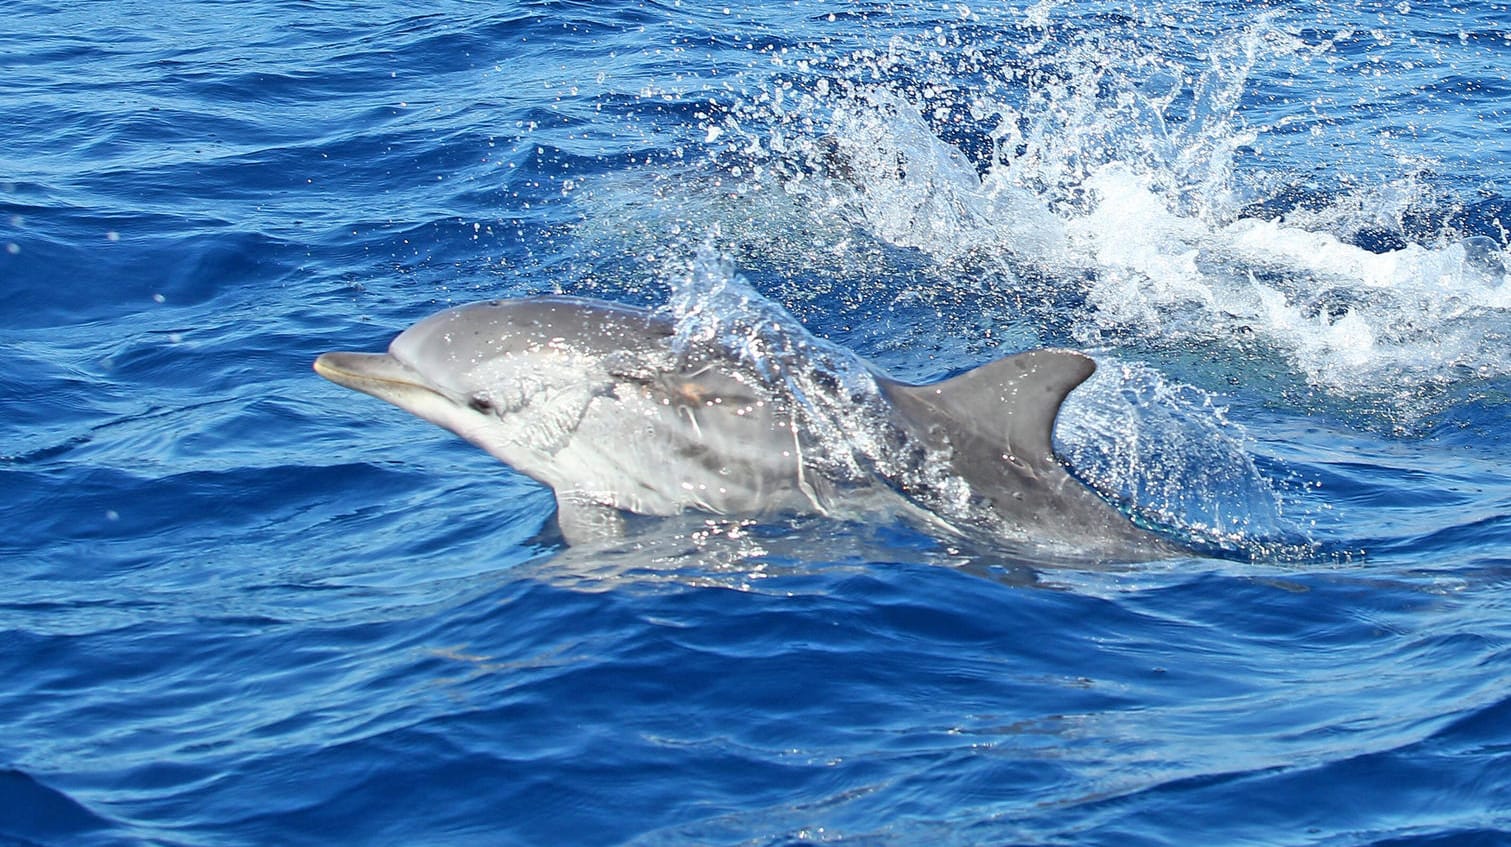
[315,295,1178,560]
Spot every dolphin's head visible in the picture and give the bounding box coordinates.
[314,296,672,479]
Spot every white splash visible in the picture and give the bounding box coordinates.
[707,11,1510,412]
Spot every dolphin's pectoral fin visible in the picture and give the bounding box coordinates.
[553,490,627,544]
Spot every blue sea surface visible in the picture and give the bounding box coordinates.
[4,1,1511,844]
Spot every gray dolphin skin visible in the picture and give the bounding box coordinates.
[314,296,1178,560]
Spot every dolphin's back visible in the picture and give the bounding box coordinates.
[389,296,673,393]
[880,351,1171,557]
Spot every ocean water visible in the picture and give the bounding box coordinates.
[4,0,1511,844]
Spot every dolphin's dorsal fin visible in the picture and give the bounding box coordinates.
[881,349,1178,558]
[882,349,1095,471]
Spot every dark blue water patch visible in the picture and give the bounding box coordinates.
[4,462,363,563]
[4,476,1506,844]
[1425,688,1511,776]
[1403,511,1511,561]
[1140,728,1511,846]
[0,343,129,456]
[0,767,117,846]
[1371,830,1511,847]
[375,571,1128,843]
[0,223,301,330]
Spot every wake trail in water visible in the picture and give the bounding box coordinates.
[645,8,1511,424]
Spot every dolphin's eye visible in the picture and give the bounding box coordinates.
[467,395,495,414]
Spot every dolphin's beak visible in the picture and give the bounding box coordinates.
[315,351,492,449]
[314,352,439,402]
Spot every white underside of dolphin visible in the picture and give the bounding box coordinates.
[315,295,1180,562]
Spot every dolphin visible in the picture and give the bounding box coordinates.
[314,295,1178,560]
